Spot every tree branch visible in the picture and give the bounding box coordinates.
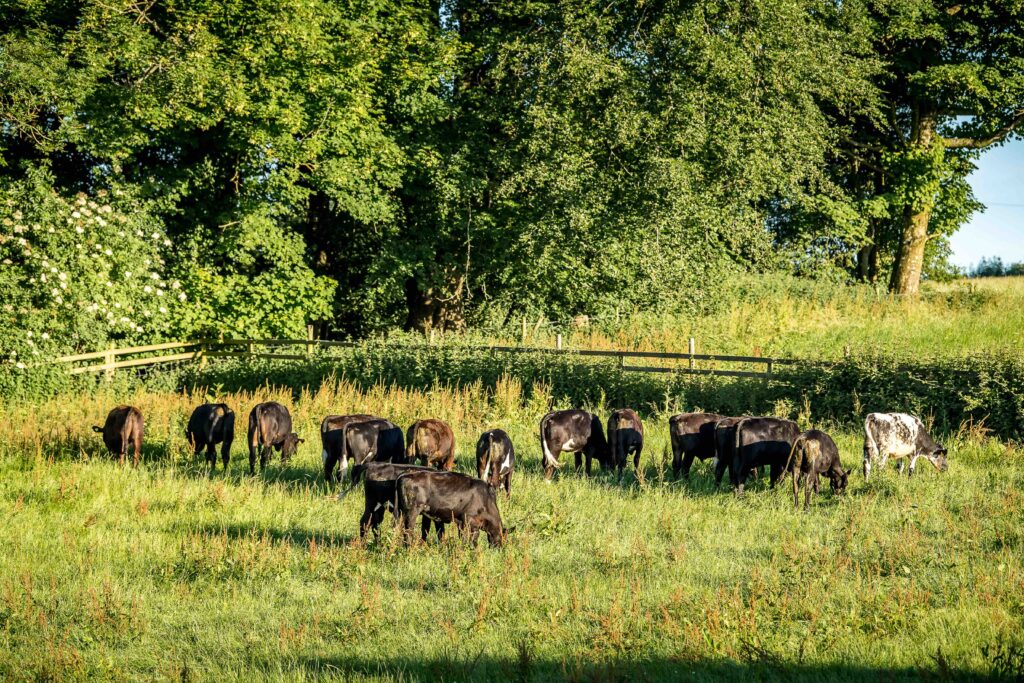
[943,110,1024,149]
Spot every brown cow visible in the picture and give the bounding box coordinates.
[607,408,644,479]
[92,405,144,466]
[405,419,456,470]
[669,412,724,479]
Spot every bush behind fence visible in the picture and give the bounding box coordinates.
[180,342,1024,440]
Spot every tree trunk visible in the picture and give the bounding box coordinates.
[889,109,938,296]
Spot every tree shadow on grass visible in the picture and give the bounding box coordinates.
[291,652,997,682]
[188,521,355,548]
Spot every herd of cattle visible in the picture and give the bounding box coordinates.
[92,402,949,546]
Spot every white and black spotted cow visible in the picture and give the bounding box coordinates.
[862,412,947,480]
[476,429,515,497]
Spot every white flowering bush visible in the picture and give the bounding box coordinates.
[0,171,185,375]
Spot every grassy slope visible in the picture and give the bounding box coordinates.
[1,385,1022,681]
[474,276,1024,359]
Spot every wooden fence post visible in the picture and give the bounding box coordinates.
[556,333,562,350]
[688,337,695,370]
[104,345,115,382]
[521,317,527,345]
[306,324,315,357]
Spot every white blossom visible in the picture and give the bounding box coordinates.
[15,362,25,369]
[158,306,167,314]
[72,211,81,219]
[104,249,112,256]
[177,293,187,301]
[41,332,49,340]
[143,286,152,293]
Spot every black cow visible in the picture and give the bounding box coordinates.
[712,416,744,486]
[784,429,848,509]
[247,401,303,474]
[669,412,724,479]
[476,429,515,496]
[731,416,800,494]
[539,410,611,480]
[396,470,505,547]
[607,408,644,479]
[329,418,405,474]
[320,413,378,489]
[92,405,144,466]
[350,462,435,540]
[186,403,235,471]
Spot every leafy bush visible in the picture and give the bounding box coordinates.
[184,342,1024,440]
[0,170,186,391]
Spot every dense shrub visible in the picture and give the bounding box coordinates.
[183,342,1024,440]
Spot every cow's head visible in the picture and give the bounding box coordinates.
[829,468,849,494]
[280,433,304,463]
[915,427,947,472]
[928,446,948,472]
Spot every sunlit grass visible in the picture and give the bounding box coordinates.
[1,381,1022,680]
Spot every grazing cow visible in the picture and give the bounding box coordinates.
[669,412,724,479]
[320,413,378,488]
[539,410,611,480]
[607,408,644,479]
[247,401,303,474]
[92,405,144,466]
[712,417,744,486]
[863,412,947,480]
[325,418,405,475]
[186,403,235,471]
[784,429,848,509]
[731,416,800,494]
[395,470,505,547]
[476,429,515,496]
[349,462,435,540]
[406,419,456,471]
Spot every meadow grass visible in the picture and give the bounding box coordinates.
[464,276,1024,359]
[1,381,1022,681]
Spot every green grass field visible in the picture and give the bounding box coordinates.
[2,382,1022,681]
[472,276,1024,360]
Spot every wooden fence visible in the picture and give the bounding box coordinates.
[53,331,805,380]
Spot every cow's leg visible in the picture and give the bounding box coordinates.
[206,443,217,471]
[633,445,642,474]
[248,443,257,475]
[679,453,696,480]
[221,438,232,472]
[402,508,421,545]
[371,506,388,541]
[805,472,818,510]
[863,455,871,481]
[576,452,584,474]
[421,516,432,542]
[908,454,920,477]
[672,443,684,479]
[323,451,339,491]
[132,434,142,467]
[714,456,728,487]
[259,445,271,472]
[359,504,374,539]
[436,521,446,542]
[503,473,512,498]
[769,463,783,488]
[896,460,905,474]
[793,469,801,508]
[544,464,555,481]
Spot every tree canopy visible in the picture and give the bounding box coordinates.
[2,0,1022,359]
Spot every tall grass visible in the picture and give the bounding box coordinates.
[1,380,1022,680]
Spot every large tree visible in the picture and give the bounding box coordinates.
[853,1,1024,295]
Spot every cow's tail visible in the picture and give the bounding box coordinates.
[780,433,805,485]
[120,413,135,453]
[540,414,562,470]
[863,415,878,461]
[250,403,265,450]
[340,422,355,472]
[405,423,418,463]
[483,431,498,481]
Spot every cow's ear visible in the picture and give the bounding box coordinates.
[92,426,103,433]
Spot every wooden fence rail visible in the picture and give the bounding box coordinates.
[49,333,815,380]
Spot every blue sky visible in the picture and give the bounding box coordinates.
[949,137,1024,270]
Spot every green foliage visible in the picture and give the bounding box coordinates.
[0,168,185,390]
